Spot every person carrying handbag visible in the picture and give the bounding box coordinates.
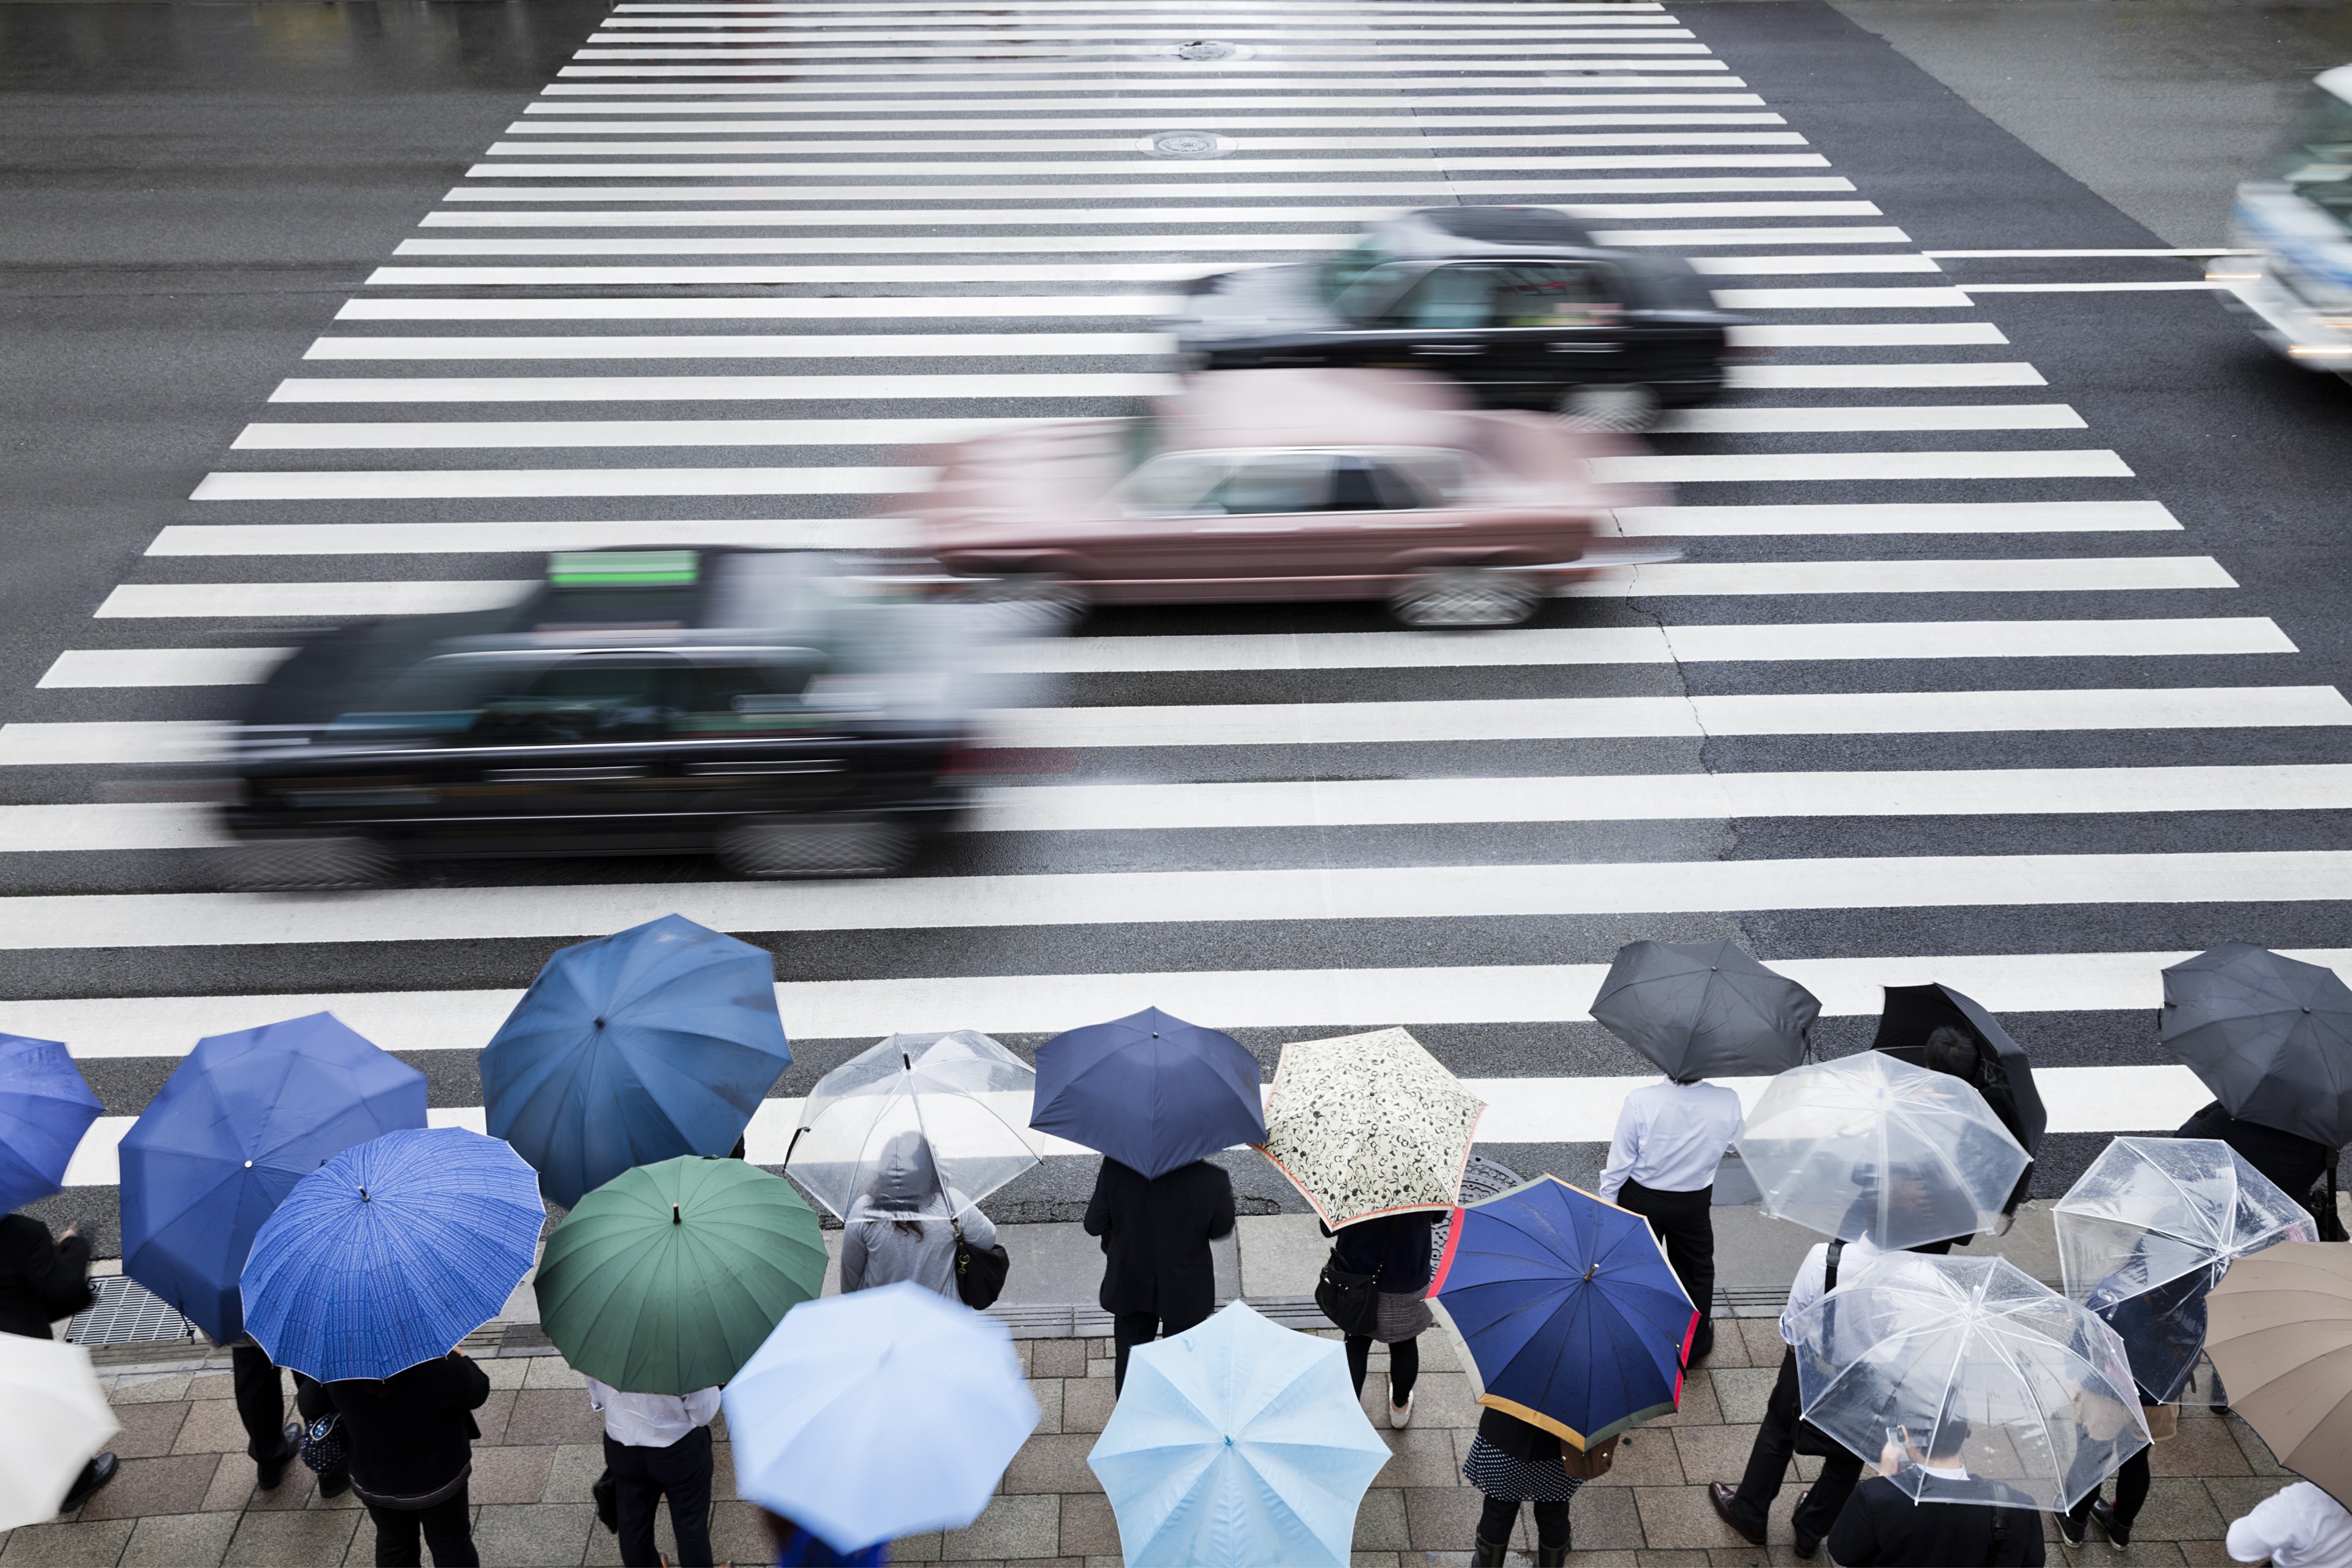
[1316,1212,1434,1428]
[839,1132,1005,1306]
[1465,1403,1614,1566]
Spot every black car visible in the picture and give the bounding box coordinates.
[1172,206,1736,428]
[221,550,987,886]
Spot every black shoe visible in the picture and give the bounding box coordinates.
[2057,1506,2087,1548]
[2090,1498,2132,1549]
[255,1422,303,1490]
[60,1453,118,1513]
[1792,1489,1820,1559]
[1708,1481,1767,1547]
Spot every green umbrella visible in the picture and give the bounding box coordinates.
[535,1156,826,1394]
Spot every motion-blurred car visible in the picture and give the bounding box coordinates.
[1172,206,1736,428]
[2215,64,2352,374]
[221,550,988,887]
[907,369,1657,628]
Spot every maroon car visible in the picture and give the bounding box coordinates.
[906,369,1656,628]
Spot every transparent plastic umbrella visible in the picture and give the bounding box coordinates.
[783,1030,1049,1221]
[1790,1251,2149,1512]
[1735,1052,2029,1252]
[2055,1137,2316,1404]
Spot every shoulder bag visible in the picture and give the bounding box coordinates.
[1313,1249,1381,1338]
[1558,1434,1621,1480]
[298,1412,344,1476]
[951,1215,1011,1310]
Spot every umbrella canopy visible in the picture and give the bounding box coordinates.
[1791,1251,2147,1510]
[1030,1006,1264,1179]
[1590,940,1818,1080]
[785,1029,1047,1222]
[2056,1136,2316,1404]
[0,1335,118,1531]
[240,1126,545,1381]
[2162,943,2352,1148]
[1088,1299,1389,1568]
[1735,1052,2027,1253]
[725,1281,1039,1553]
[119,1012,427,1345]
[0,1033,102,1214]
[1872,982,2048,1156]
[1429,1175,1693,1448]
[483,914,793,1209]
[535,1156,826,1394]
[1254,1027,1485,1227]
[2203,1240,2352,1506]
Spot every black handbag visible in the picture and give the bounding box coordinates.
[1792,1241,1845,1459]
[592,1469,619,1534]
[298,1412,344,1476]
[1314,1249,1381,1337]
[952,1216,1011,1310]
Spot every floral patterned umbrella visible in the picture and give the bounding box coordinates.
[1254,1028,1485,1227]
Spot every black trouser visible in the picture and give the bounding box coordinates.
[1112,1305,1211,1392]
[1344,1335,1420,1404]
[1727,1348,1863,1545]
[605,1426,715,1568]
[2067,1444,2150,1529]
[1616,1178,1716,1361]
[1478,1495,1572,1551]
[231,1343,292,1462]
[366,1487,477,1567]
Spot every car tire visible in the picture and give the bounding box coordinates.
[222,835,396,892]
[943,573,1086,635]
[717,815,917,880]
[1556,382,1660,433]
[1389,568,1542,629]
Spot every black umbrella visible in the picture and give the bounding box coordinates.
[1590,940,1817,1079]
[2161,943,2352,1149]
[1872,984,2048,1156]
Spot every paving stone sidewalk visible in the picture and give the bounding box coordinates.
[0,1319,2301,1568]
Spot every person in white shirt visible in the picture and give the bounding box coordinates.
[584,1377,722,1568]
[1597,1077,1742,1362]
[2228,1482,2352,1568]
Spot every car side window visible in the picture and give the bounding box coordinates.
[1379,266,1498,330]
[666,657,825,735]
[1490,263,1621,327]
[470,654,685,745]
[1196,453,1333,514]
[1118,453,1238,516]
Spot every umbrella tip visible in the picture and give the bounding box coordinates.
[244,1160,254,1170]
[594,1017,606,1028]
[358,1188,369,1202]
[672,1204,681,1225]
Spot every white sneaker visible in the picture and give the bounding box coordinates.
[1389,1392,1414,1430]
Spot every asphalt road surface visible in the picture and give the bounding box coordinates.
[4,0,2351,1251]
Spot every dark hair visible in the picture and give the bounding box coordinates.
[1928,1403,1973,1459]
[1923,1025,1981,1082]
[891,1218,927,1239]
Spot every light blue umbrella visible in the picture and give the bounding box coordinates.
[1089,1300,1390,1568]
[483,914,793,1208]
[239,1126,543,1381]
[724,1281,1038,1554]
[0,1035,102,1213]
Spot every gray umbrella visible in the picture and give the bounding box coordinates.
[1591,940,1818,1080]
[2162,944,2352,1148]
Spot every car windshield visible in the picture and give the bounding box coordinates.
[1314,235,1392,306]
[2269,82,2352,225]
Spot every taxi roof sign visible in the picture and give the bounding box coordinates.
[548,549,700,587]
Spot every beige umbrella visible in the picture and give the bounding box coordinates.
[0,1333,118,1529]
[1254,1027,1485,1227]
[2203,1240,2352,1506]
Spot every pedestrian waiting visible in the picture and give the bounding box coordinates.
[839,1131,1001,1303]
[296,1349,489,1568]
[585,1375,719,1568]
[1084,1153,1236,1391]
[1464,1403,1588,1567]
[1317,1208,1433,1426]
[1597,1071,1740,1363]
[1823,1413,2046,1566]
[0,1212,116,1513]
[2228,1482,2352,1568]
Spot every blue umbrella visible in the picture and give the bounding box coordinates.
[119,1012,426,1345]
[483,914,793,1208]
[239,1126,543,1381]
[725,1281,1039,1553]
[1088,1300,1390,1568]
[0,1035,102,1214]
[1030,1007,1264,1178]
[1430,1175,1695,1448]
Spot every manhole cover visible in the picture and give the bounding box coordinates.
[1140,130,1235,159]
[1430,1155,1525,1272]
[67,1276,197,1348]
[1172,39,1248,60]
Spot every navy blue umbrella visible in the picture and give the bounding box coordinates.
[1030,1007,1264,1179]
[482,914,793,1208]
[119,1012,427,1344]
[0,1035,102,1213]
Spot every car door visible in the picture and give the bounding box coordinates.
[1360,264,1507,385]
[459,652,690,842]
[1477,261,1629,397]
[663,653,854,832]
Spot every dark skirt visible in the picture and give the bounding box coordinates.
[1372,1289,1431,1345]
[1463,1434,1585,1503]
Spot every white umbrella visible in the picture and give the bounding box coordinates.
[0,1333,117,1529]
[1790,1251,2149,1512]
[1256,1027,1485,1227]
[784,1030,1049,1221]
[1735,1051,2028,1252]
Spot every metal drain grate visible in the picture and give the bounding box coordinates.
[67,1276,197,1348]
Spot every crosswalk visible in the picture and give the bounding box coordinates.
[13,0,2332,1229]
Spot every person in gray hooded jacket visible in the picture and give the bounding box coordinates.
[839,1131,997,1300]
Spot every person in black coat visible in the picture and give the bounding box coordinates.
[298,1350,491,1567]
[1082,1156,1235,1391]
[2176,1101,2335,1223]
[1322,1211,1435,1425]
[0,1213,118,1513]
[1825,1419,2045,1567]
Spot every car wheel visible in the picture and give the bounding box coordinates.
[1556,382,1660,433]
[1389,568,1542,629]
[717,816,916,880]
[222,835,396,892]
[944,573,1087,635]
